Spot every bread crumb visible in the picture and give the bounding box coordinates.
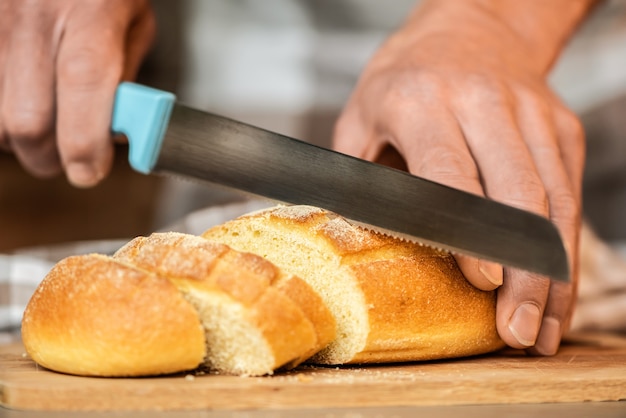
[185,374,195,381]
[296,374,313,382]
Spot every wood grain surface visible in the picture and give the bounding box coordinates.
[1,332,625,412]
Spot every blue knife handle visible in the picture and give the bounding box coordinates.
[111,82,176,174]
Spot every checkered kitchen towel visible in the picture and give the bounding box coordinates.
[0,199,272,341]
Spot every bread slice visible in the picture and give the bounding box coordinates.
[202,205,505,364]
[21,254,206,377]
[22,232,335,377]
[114,232,335,375]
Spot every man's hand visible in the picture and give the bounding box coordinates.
[0,0,155,187]
[334,0,598,354]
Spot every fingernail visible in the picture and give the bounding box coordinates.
[533,317,561,355]
[478,260,503,287]
[66,162,100,188]
[508,303,542,346]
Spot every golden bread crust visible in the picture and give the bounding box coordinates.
[22,202,504,376]
[275,275,336,359]
[202,205,505,364]
[21,254,206,376]
[22,231,335,376]
[114,232,331,373]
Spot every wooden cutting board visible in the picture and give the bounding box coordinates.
[1,332,625,412]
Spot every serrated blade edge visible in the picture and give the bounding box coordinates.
[154,104,570,282]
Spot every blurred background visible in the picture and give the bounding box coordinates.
[2,0,626,251]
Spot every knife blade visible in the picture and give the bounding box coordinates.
[111,82,569,282]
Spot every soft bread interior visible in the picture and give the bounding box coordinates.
[203,205,505,364]
[203,206,370,364]
[113,232,326,375]
[272,273,337,362]
[176,285,275,376]
[23,231,333,377]
[22,204,502,376]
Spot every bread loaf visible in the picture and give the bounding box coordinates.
[21,254,206,377]
[113,232,335,374]
[202,205,505,364]
[22,204,504,377]
[21,232,335,376]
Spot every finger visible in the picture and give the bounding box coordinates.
[453,84,554,348]
[55,2,138,187]
[454,86,549,216]
[553,104,585,203]
[0,6,9,152]
[496,269,551,349]
[453,255,502,291]
[385,102,503,290]
[527,280,574,355]
[0,5,61,177]
[552,107,585,335]
[122,4,156,81]
[333,97,378,159]
[516,96,581,277]
[513,96,583,354]
[115,3,155,147]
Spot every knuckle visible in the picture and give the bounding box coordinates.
[548,188,580,231]
[3,107,52,141]
[546,280,576,317]
[491,171,548,215]
[463,72,497,91]
[416,145,480,189]
[333,113,352,141]
[59,48,118,88]
[58,120,105,160]
[410,70,447,93]
[511,82,545,106]
[557,109,585,144]
[385,69,447,103]
[550,188,579,216]
[460,72,510,106]
[62,137,101,162]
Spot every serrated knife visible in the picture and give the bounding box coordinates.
[111,82,569,282]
